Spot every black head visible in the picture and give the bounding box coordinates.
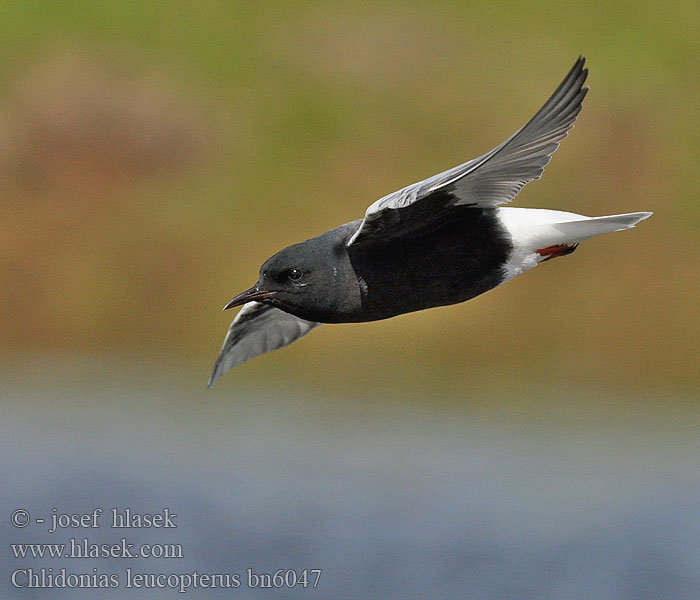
[223,229,360,323]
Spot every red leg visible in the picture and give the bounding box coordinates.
[535,243,579,262]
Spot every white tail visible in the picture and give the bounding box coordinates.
[497,207,652,280]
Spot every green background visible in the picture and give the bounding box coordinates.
[2,1,697,396]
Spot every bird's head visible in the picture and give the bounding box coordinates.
[223,236,356,322]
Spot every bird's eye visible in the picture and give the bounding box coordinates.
[288,268,303,281]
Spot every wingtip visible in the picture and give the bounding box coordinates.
[571,56,588,84]
[207,366,219,388]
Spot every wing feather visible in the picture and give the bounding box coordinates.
[348,57,589,246]
[208,302,321,386]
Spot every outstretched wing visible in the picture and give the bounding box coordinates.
[348,57,589,246]
[208,302,321,386]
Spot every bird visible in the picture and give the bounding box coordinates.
[208,56,651,386]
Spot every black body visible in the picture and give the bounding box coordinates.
[254,205,512,324]
[347,206,512,322]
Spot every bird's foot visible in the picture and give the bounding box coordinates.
[535,243,579,262]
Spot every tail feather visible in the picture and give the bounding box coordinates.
[497,207,652,280]
[498,207,652,249]
[547,212,653,244]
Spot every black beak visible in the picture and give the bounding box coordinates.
[222,285,277,310]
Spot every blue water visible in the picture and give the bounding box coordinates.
[2,364,700,599]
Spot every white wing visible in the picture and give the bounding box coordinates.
[208,302,321,386]
[348,57,589,246]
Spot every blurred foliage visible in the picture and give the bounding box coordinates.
[1,1,698,395]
